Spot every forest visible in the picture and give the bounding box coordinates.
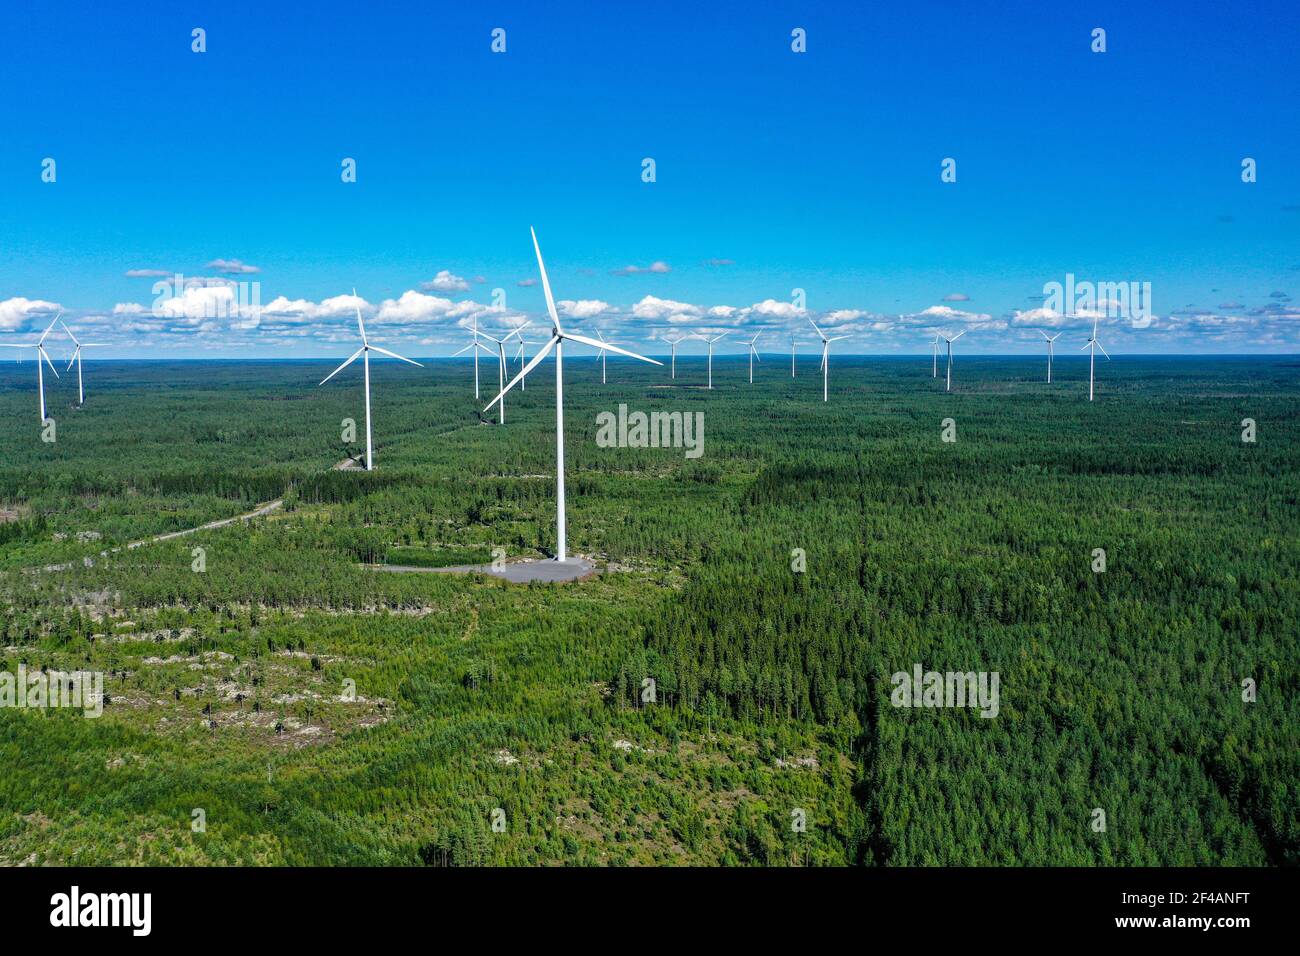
[0,353,1295,865]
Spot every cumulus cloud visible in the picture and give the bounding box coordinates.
[153,283,262,329]
[631,295,704,323]
[422,270,471,293]
[124,268,171,278]
[916,305,992,322]
[559,299,614,319]
[749,299,802,319]
[375,290,464,323]
[825,309,870,323]
[1011,307,1068,327]
[0,297,61,331]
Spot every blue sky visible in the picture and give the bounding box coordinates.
[0,0,1296,357]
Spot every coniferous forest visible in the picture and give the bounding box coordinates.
[0,354,1296,866]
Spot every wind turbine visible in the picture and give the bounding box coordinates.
[807,318,847,402]
[513,321,531,391]
[60,320,107,406]
[1081,318,1109,401]
[1039,330,1062,384]
[700,331,727,389]
[940,330,965,392]
[930,332,940,378]
[790,333,798,378]
[318,291,422,471]
[1,315,61,420]
[451,314,496,400]
[664,334,687,379]
[477,326,521,423]
[594,329,608,384]
[485,228,662,563]
[746,332,762,383]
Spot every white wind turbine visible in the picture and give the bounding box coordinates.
[1039,330,1062,383]
[664,334,687,379]
[60,319,107,406]
[807,318,847,402]
[451,314,496,400]
[940,329,966,392]
[485,228,662,563]
[700,331,727,389]
[746,332,762,383]
[1081,318,1109,401]
[318,291,423,471]
[790,333,798,378]
[477,326,523,423]
[594,329,609,384]
[1,315,61,420]
[512,321,531,391]
[930,332,940,378]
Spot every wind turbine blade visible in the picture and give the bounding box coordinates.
[353,291,368,344]
[40,346,59,378]
[563,332,663,365]
[1095,341,1110,360]
[828,335,849,342]
[530,227,563,333]
[1038,330,1051,340]
[318,347,365,386]
[66,348,79,372]
[807,317,825,340]
[451,341,475,357]
[38,314,61,346]
[949,329,966,342]
[59,319,80,347]
[485,333,557,411]
[1080,340,1092,351]
[367,345,423,367]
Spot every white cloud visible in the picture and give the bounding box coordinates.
[422,270,471,293]
[559,299,614,319]
[374,290,489,325]
[0,297,62,331]
[154,283,261,329]
[611,261,672,276]
[749,299,802,319]
[206,258,261,275]
[916,305,992,322]
[631,295,703,321]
